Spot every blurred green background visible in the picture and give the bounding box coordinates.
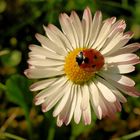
[0,0,140,140]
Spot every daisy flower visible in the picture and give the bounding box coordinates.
[24,7,140,126]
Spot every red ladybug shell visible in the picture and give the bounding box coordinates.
[76,49,104,72]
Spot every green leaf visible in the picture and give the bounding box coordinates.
[1,50,21,67]
[0,83,6,91]
[5,74,33,138]
[6,74,32,107]
[134,0,140,23]
[70,120,95,140]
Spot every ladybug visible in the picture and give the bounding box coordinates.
[76,49,104,72]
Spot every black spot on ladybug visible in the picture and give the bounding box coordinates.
[76,52,84,66]
[92,64,96,68]
[84,57,89,64]
[93,55,98,60]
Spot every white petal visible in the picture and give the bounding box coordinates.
[105,53,139,64]
[81,84,89,110]
[68,16,79,48]
[110,43,140,56]
[106,20,126,41]
[30,78,57,91]
[34,77,67,104]
[90,97,102,119]
[29,53,46,59]
[24,68,64,79]
[32,65,64,72]
[103,32,133,56]
[65,87,77,125]
[97,95,113,118]
[100,71,140,97]
[89,81,99,106]
[59,85,74,124]
[89,11,102,47]
[97,77,127,103]
[35,33,66,55]
[57,116,63,127]
[104,64,135,74]
[43,25,67,53]
[70,11,83,48]
[82,103,91,125]
[102,73,135,87]
[99,28,123,52]
[113,92,127,103]
[74,85,82,124]
[96,106,103,119]
[96,96,108,118]
[82,7,92,46]
[114,100,122,112]
[59,13,77,49]
[41,86,65,112]
[95,17,116,50]
[95,79,116,103]
[29,44,65,60]
[42,80,69,110]
[100,31,123,54]
[103,101,116,117]
[53,82,72,117]
[110,19,126,32]
[105,98,121,117]
[119,59,140,65]
[34,97,45,106]
[28,58,64,67]
[46,24,73,51]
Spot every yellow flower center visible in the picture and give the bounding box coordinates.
[64,48,104,85]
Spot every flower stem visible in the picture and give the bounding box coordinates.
[0,108,18,132]
[0,132,26,140]
[113,130,140,140]
[47,122,55,140]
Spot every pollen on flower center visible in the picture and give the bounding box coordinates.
[64,48,105,84]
